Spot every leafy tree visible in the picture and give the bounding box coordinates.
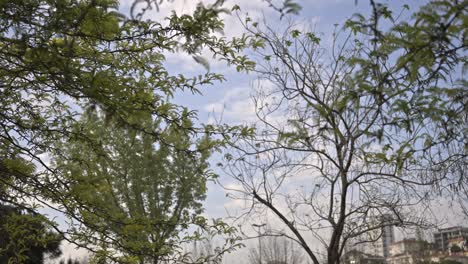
[133,0,302,19]
[0,203,62,264]
[221,1,466,263]
[450,244,463,253]
[0,0,252,262]
[50,109,236,262]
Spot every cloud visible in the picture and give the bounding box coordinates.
[204,77,291,125]
[204,83,257,124]
[116,1,277,78]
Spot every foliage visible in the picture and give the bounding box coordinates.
[50,109,241,262]
[450,244,463,253]
[221,1,466,264]
[261,0,302,18]
[0,0,252,262]
[134,0,302,20]
[0,204,62,264]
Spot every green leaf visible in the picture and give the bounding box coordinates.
[291,29,301,38]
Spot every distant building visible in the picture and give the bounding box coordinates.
[343,250,385,264]
[365,214,396,258]
[344,214,396,258]
[389,238,423,256]
[387,238,434,264]
[380,222,396,258]
[434,226,468,252]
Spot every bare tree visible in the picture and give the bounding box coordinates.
[248,235,307,264]
[189,239,218,264]
[220,1,466,264]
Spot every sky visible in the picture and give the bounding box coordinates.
[48,0,468,263]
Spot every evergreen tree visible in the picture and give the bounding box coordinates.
[0,204,62,264]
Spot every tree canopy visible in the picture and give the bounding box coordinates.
[51,109,228,262]
[0,0,466,263]
[0,0,251,262]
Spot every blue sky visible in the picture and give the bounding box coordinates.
[51,0,468,262]
[164,0,466,262]
[158,0,438,220]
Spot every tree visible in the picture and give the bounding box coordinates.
[59,257,82,264]
[189,236,219,264]
[0,0,252,261]
[248,236,306,264]
[221,1,466,263]
[0,203,62,264]
[50,108,237,262]
[450,244,463,253]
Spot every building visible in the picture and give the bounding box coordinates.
[386,238,434,264]
[365,214,396,258]
[434,226,468,252]
[380,222,396,258]
[344,214,396,258]
[389,238,423,256]
[343,250,385,264]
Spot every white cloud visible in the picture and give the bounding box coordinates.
[204,83,257,124]
[204,78,289,126]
